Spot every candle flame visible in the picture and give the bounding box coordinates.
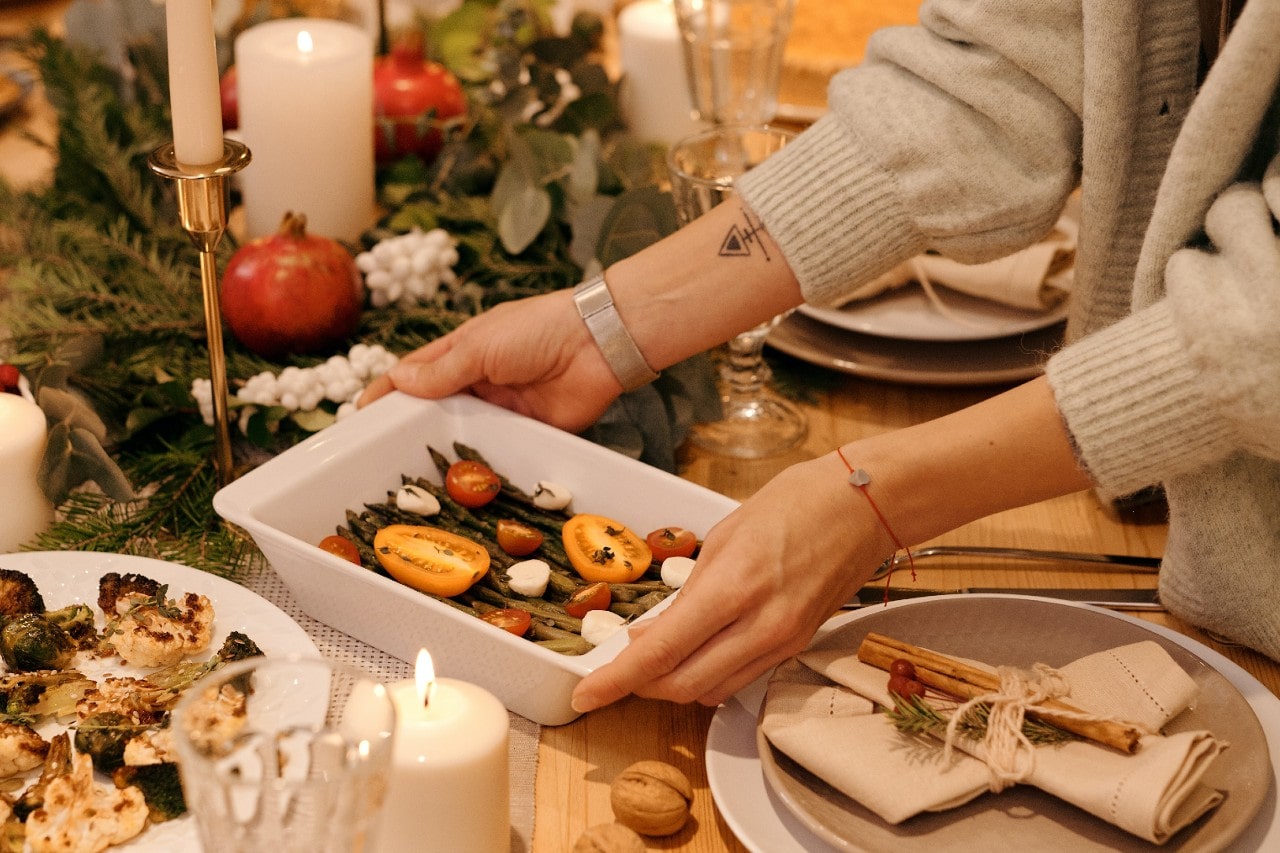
[297,30,314,54]
[414,649,436,709]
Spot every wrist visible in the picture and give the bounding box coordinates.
[572,274,659,392]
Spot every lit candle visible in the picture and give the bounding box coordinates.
[234,19,375,242]
[617,0,701,146]
[165,0,225,165]
[0,394,53,553]
[379,650,509,853]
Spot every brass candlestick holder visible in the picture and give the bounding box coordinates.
[148,139,251,488]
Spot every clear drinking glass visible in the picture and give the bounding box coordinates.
[171,656,397,853]
[673,0,797,126]
[667,125,806,458]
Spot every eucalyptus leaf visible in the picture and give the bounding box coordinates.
[290,407,337,432]
[38,422,136,505]
[595,186,680,268]
[497,183,552,254]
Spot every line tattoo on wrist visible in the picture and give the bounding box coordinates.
[717,209,774,260]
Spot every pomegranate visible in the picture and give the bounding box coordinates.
[220,66,238,130]
[373,35,467,165]
[220,212,363,359]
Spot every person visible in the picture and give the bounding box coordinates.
[361,0,1280,714]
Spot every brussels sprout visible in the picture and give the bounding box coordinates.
[45,603,98,650]
[0,614,76,672]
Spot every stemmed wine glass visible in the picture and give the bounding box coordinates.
[666,125,805,459]
[669,0,803,458]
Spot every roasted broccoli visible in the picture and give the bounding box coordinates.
[73,711,145,773]
[0,614,76,672]
[0,568,44,620]
[113,762,186,823]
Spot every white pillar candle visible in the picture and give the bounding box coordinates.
[166,0,225,165]
[379,650,509,853]
[235,19,375,242]
[0,394,53,553]
[617,0,701,146]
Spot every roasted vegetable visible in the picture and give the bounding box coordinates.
[113,762,186,822]
[0,569,44,620]
[0,614,75,672]
[43,604,98,651]
[73,712,142,773]
[13,732,71,821]
[0,670,95,721]
[96,572,160,616]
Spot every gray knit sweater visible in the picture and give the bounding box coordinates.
[737,0,1280,659]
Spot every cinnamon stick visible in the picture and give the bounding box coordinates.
[857,632,1143,753]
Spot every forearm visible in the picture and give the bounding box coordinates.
[601,197,804,372]
[838,376,1094,548]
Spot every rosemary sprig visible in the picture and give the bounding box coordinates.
[885,694,1077,746]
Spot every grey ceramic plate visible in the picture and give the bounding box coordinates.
[767,311,1063,386]
[757,597,1271,852]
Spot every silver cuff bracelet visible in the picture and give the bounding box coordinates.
[573,275,659,392]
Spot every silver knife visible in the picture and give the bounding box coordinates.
[845,586,1163,611]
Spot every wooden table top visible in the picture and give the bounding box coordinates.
[4,5,1276,851]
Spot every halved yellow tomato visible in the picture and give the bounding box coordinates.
[561,514,653,583]
[373,524,490,597]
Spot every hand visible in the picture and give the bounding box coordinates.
[358,290,625,433]
[571,454,894,711]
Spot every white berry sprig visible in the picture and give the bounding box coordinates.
[191,343,399,435]
[356,228,461,309]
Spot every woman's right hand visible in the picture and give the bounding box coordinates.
[358,289,626,433]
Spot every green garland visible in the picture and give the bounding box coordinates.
[0,5,714,575]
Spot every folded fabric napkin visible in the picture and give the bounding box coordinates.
[835,203,1079,312]
[759,639,1228,845]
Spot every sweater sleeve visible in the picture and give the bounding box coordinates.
[737,0,1085,306]
[1047,160,1280,498]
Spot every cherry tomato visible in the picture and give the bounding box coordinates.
[644,527,698,562]
[444,460,501,508]
[564,581,612,618]
[562,514,653,583]
[373,524,490,597]
[479,607,532,637]
[318,534,361,565]
[496,519,544,557]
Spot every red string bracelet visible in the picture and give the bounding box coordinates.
[835,447,916,589]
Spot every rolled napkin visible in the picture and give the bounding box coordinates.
[760,638,1228,844]
[835,205,1078,312]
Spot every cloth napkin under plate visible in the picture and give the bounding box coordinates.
[835,201,1079,312]
[759,640,1228,844]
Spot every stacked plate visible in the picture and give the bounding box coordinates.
[768,283,1069,386]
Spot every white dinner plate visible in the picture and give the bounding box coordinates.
[707,595,1280,853]
[799,283,1070,342]
[0,551,320,852]
[767,311,1063,386]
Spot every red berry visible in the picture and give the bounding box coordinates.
[887,673,926,700]
[889,658,916,679]
[0,364,21,394]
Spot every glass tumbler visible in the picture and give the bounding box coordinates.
[172,656,396,853]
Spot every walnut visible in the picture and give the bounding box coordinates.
[571,822,646,853]
[609,760,693,836]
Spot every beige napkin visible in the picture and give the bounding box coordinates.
[759,640,1228,844]
[837,203,1078,312]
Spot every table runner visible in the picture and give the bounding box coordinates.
[240,561,539,851]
